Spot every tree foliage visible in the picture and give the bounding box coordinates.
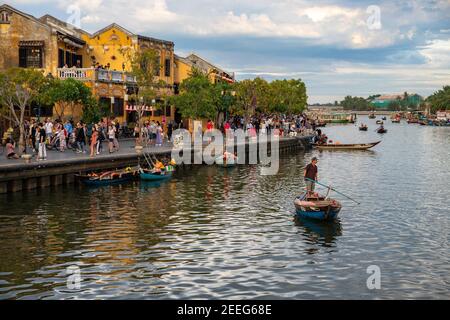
[43,78,94,120]
[340,96,371,111]
[0,68,47,153]
[170,67,218,120]
[122,48,161,144]
[81,98,111,124]
[426,86,450,113]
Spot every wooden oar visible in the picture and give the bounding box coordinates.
[305,178,361,204]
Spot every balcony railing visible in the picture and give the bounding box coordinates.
[57,68,95,81]
[56,68,137,84]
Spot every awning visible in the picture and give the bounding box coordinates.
[63,38,84,49]
[19,40,45,47]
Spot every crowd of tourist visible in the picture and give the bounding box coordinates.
[2,118,124,161]
[2,113,319,161]
[211,113,316,137]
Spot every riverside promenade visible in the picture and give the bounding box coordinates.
[0,135,313,194]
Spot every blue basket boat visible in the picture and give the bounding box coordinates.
[139,171,173,181]
[76,170,136,186]
[294,192,342,221]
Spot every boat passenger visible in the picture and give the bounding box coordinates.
[304,157,318,197]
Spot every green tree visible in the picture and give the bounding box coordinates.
[340,96,370,111]
[426,86,450,113]
[170,67,217,120]
[122,47,161,144]
[43,78,94,120]
[81,97,111,124]
[0,68,46,154]
[269,79,307,114]
[233,78,263,117]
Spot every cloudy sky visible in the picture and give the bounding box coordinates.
[6,0,450,103]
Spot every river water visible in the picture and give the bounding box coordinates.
[0,116,449,299]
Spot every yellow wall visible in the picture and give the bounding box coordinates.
[174,58,192,84]
[81,27,136,71]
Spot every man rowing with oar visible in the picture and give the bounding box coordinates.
[304,157,318,197]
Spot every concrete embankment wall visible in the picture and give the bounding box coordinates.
[0,136,312,194]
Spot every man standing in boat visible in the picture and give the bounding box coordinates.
[304,157,318,196]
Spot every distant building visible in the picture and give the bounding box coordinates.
[370,93,423,109]
[174,53,235,85]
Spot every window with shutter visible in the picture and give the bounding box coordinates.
[164,58,171,77]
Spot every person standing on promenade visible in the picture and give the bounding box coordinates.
[64,120,73,148]
[108,125,116,153]
[304,157,318,197]
[75,122,86,153]
[97,123,105,155]
[30,119,37,153]
[167,121,173,142]
[44,118,53,144]
[90,126,98,157]
[155,122,163,147]
[58,125,66,152]
[37,123,47,160]
[112,123,120,152]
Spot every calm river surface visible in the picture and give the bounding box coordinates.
[0,116,449,299]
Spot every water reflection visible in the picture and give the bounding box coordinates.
[294,216,343,251]
[0,118,449,299]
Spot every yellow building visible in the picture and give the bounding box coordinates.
[174,53,235,131]
[0,4,234,129]
[174,53,235,85]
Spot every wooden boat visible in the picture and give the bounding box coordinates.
[76,169,136,186]
[294,192,342,221]
[377,127,387,134]
[359,125,368,131]
[140,170,173,181]
[313,141,380,150]
[376,120,384,125]
[216,153,238,167]
[315,120,327,127]
[368,113,376,119]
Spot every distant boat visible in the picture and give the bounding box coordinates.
[313,141,380,150]
[391,118,400,123]
[359,124,368,131]
[382,116,387,120]
[377,127,387,134]
[315,120,327,127]
[376,120,384,124]
[368,113,376,119]
[294,192,342,221]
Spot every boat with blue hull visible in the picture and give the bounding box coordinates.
[294,192,342,221]
[76,170,136,186]
[139,171,173,181]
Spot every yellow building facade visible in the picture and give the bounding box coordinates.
[0,4,234,129]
